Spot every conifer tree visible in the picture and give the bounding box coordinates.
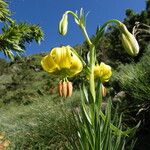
[0,0,43,60]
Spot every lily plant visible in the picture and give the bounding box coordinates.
[41,9,140,150]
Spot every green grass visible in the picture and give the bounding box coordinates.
[0,53,81,149]
[0,91,81,149]
[111,45,150,103]
[109,45,150,149]
[0,45,149,149]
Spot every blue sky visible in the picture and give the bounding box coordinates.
[2,0,146,57]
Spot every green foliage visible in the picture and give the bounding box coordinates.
[108,45,150,149]
[111,45,150,103]
[0,51,140,149]
[73,2,150,148]
[91,0,150,68]
[0,22,44,60]
[73,80,138,150]
[0,0,12,22]
[0,58,7,75]
[0,0,44,60]
[0,1,149,149]
[0,92,81,149]
[0,55,59,105]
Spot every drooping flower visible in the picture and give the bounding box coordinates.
[41,45,83,77]
[94,62,112,82]
[118,22,139,56]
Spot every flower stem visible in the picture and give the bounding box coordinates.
[80,24,96,102]
[80,25,92,46]
[89,45,96,102]
[94,19,121,45]
[79,20,121,102]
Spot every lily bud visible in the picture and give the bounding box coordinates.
[62,81,68,97]
[59,13,68,36]
[67,81,73,97]
[58,81,73,97]
[58,81,63,97]
[101,84,107,97]
[119,22,139,56]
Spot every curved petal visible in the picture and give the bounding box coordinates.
[60,46,72,69]
[41,54,58,73]
[69,49,83,76]
[50,47,62,65]
[50,46,72,69]
[94,62,112,82]
[99,62,112,82]
[94,64,101,79]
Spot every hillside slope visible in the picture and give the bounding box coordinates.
[0,54,59,105]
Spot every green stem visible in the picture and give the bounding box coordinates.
[65,10,96,101]
[67,11,79,20]
[79,20,121,103]
[94,19,121,45]
[99,110,127,136]
[80,25,92,46]
[89,45,96,102]
[80,24,96,102]
[100,19,121,31]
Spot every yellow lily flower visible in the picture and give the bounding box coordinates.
[94,62,112,82]
[41,45,83,77]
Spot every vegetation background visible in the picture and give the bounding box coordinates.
[0,0,150,149]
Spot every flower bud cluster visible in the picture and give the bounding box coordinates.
[58,80,73,97]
